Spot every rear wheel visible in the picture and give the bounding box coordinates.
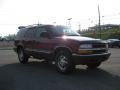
[87,62,101,69]
[17,48,29,64]
[55,50,75,74]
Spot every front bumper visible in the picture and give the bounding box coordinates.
[72,52,111,65]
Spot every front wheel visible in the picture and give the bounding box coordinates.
[17,48,29,64]
[87,62,101,69]
[55,50,75,74]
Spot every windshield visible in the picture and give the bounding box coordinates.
[52,26,80,36]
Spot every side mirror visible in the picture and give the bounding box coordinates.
[40,32,50,38]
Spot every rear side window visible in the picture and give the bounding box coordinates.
[35,27,47,38]
[24,28,36,38]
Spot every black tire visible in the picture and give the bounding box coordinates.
[55,50,75,74]
[17,48,29,64]
[87,62,101,69]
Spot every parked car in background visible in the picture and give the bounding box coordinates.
[107,39,120,48]
[14,24,111,73]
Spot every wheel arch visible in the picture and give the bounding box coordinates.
[54,46,72,56]
[16,45,24,52]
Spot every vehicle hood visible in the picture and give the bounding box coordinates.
[61,36,100,42]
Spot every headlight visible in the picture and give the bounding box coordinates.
[79,44,92,49]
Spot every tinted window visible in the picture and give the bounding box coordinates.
[24,28,35,38]
[35,27,47,38]
[16,28,27,39]
[50,26,80,36]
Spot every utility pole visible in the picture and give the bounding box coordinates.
[67,18,72,27]
[38,20,40,25]
[98,5,101,39]
[78,24,81,33]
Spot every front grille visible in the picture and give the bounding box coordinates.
[93,43,106,48]
[92,43,107,54]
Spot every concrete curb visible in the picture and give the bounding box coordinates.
[0,48,13,50]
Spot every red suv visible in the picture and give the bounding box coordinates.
[14,24,111,73]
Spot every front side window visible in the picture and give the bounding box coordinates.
[51,26,80,36]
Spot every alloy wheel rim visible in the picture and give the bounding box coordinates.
[57,55,68,71]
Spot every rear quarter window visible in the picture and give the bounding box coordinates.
[16,29,27,39]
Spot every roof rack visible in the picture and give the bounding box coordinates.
[18,24,43,29]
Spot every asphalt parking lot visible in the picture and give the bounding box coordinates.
[0,49,120,90]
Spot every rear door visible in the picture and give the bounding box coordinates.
[34,27,53,54]
[24,28,36,52]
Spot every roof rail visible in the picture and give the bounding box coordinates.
[18,26,26,29]
[18,24,43,29]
